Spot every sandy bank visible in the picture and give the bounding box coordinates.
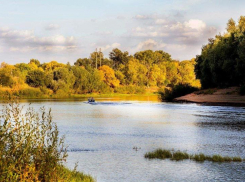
[174,87,245,106]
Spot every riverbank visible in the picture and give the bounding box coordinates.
[175,87,245,106]
[0,86,160,100]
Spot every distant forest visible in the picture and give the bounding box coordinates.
[1,16,245,98]
[0,49,200,98]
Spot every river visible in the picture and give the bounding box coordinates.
[3,96,245,182]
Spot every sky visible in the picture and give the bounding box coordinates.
[0,0,245,64]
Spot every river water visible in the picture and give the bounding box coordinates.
[5,97,245,182]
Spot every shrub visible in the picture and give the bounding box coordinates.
[159,84,199,101]
[0,102,94,182]
[239,84,245,95]
[18,88,44,98]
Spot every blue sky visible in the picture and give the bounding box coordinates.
[0,0,245,64]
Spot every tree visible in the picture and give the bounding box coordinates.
[195,16,245,88]
[26,70,45,87]
[226,18,236,33]
[238,16,245,32]
[42,61,65,71]
[29,59,40,67]
[74,58,92,69]
[53,67,75,89]
[109,48,129,69]
[99,65,120,88]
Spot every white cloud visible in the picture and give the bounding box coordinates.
[129,17,216,46]
[155,19,167,25]
[0,27,77,52]
[45,24,60,30]
[117,15,126,19]
[134,14,151,20]
[101,42,120,51]
[184,19,206,30]
[131,26,168,37]
[136,39,166,51]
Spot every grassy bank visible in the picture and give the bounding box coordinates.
[0,102,95,182]
[145,149,244,163]
[0,85,159,100]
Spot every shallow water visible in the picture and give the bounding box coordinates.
[2,97,245,182]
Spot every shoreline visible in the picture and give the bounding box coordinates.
[174,87,245,107]
[0,93,160,102]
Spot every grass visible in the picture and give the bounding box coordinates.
[0,102,95,182]
[59,166,94,182]
[145,149,244,163]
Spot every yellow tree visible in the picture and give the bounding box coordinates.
[99,65,120,88]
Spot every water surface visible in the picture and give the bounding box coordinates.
[3,97,245,182]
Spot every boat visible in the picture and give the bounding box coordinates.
[88,97,95,103]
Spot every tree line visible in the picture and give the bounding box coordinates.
[0,49,200,98]
[195,16,245,89]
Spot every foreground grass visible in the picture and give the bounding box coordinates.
[145,149,244,163]
[0,102,95,182]
[58,167,94,182]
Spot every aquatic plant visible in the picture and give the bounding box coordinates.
[145,149,172,159]
[145,149,244,163]
[190,153,206,162]
[171,151,190,161]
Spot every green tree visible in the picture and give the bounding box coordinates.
[109,48,129,69]
[26,70,45,87]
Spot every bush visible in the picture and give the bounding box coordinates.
[18,88,44,98]
[159,84,199,101]
[0,102,94,182]
[239,84,245,95]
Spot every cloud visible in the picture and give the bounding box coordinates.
[45,24,60,30]
[128,17,216,46]
[131,26,168,37]
[101,43,120,51]
[92,31,113,36]
[117,15,126,19]
[155,19,167,25]
[133,14,152,20]
[0,27,77,52]
[184,19,206,30]
[136,39,166,51]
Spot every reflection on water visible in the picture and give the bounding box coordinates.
[1,97,245,182]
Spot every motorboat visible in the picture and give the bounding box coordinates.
[88,97,95,103]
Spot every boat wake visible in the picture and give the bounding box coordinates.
[85,101,132,105]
